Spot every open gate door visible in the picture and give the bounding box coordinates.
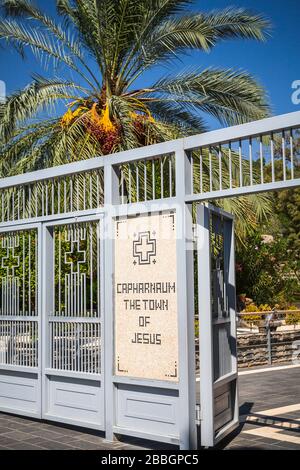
[197,204,239,447]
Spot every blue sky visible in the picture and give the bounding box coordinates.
[0,0,299,129]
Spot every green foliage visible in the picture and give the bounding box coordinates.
[285,306,300,326]
[236,231,299,305]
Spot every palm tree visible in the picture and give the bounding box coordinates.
[0,0,272,237]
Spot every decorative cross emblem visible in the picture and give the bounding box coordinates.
[2,247,19,277]
[65,241,86,273]
[133,231,156,265]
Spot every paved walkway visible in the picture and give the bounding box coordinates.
[221,365,300,450]
[0,366,299,450]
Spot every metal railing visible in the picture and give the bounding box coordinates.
[0,111,298,222]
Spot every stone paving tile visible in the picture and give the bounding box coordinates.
[50,435,83,445]
[8,442,45,450]
[30,428,69,440]
[34,440,75,450]
[1,430,37,441]
[0,436,22,447]
[68,439,101,450]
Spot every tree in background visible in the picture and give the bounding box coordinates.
[236,132,300,305]
[0,0,271,171]
[0,0,274,239]
[236,231,299,306]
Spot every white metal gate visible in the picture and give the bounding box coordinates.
[0,224,41,418]
[0,217,104,430]
[42,216,104,430]
[197,204,238,447]
[0,111,299,448]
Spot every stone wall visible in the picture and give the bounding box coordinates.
[238,330,300,368]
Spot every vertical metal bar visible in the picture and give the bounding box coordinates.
[270,133,275,182]
[190,154,194,195]
[22,187,25,220]
[23,233,25,315]
[76,177,79,211]
[90,224,93,316]
[58,229,61,316]
[128,165,132,204]
[64,179,67,213]
[35,184,38,217]
[45,183,48,216]
[218,145,222,191]
[121,167,125,204]
[282,131,287,181]
[70,177,73,212]
[144,161,147,201]
[83,174,86,210]
[228,142,232,189]
[260,136,264,184]
[290,129,295,180]
[2,192,4,221]
[96,171,100,207]
[200,148,203,193]
[249,137,253,186]
[239,140,243,188]
[51,180,55,215]
[28,232,31,315]
[90,173,93,209]
[136,164,139,202]
[209,147,212,192]
[17,189,20,220]
[57,180,61,214]
[169,157,173,197]
[160,159,164,198]
[152,160,155,200]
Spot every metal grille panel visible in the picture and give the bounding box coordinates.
[49,321,100,373]
[49,221,101,374]
[0,170,104,222]
[190,128,300,197]
[0,320,38,367]
[0,228,38,368]
[117,154,175,203]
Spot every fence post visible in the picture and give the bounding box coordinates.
[103,162,119,442]
[267,325,272,365]
[175,146,197,450]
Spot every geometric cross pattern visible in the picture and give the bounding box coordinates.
[64,228,86,273]
[1,236,20,278]
[132,231,156,265]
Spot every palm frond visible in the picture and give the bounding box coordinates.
[204,7,271,42]
[0,76,85,143]
[151,67,270,125]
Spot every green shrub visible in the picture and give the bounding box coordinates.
[285,311,300,326]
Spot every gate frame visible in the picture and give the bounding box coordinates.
[0,111,299,448]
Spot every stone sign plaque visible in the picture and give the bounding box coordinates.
[114,211,178,382]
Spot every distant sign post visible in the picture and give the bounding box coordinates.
[114,211,179,382]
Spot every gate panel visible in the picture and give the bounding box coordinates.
[0,226,41,418]
[197,204,238,447]
[42,218,104,430]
